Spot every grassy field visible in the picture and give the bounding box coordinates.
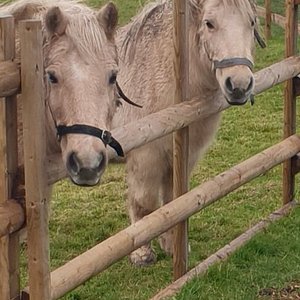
[13,1,300,300]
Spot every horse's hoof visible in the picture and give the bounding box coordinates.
[129,245,156,267]
[159,231,174,256]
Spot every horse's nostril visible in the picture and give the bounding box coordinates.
[225,77,233,92]
[247,77,254,92]
[68,152,80,175]
[95,151,106,173]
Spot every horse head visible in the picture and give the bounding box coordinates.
[193,0,257,105]
[43,2,120,186]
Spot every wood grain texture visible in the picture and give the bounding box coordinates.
[283,0,298,204]
[172,0,189,280]
[0,15,20,300]
[20,20,50,300]
[265,0,272,39]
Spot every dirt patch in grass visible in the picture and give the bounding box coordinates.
[258,281,300,299]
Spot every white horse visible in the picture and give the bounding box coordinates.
[113,0,258,266]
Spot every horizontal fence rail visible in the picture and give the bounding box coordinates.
[151,202,296,300]
[0,199,24,237]
[45,135,300,299]
[0,61,19,97]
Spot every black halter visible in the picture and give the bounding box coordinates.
[254,28,266,49]
[47,81,141,157]
[56,124,124,157]
[116,81,142,108]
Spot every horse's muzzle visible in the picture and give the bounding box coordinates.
[214,57,254,106]
[224,75,254,106]
[66,151,107,186]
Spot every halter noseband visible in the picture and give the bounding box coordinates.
[57,124,124,157]
[213,57,254,71]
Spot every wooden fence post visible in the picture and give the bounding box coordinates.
[283,0,298,204]
[20,20,50,300]
[172,0,189,280]
[265,0,272,39]
[0,15,20,300]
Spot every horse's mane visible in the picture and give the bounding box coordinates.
[0,0,111,61]
[190,0,257,15]
[120,1,166,52]
[121,0,257,60]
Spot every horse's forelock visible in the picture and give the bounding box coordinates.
[192,0,256,20]
[65,13,116,63]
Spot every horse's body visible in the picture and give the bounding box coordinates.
[113,0,257,265]
[0,0,120,186]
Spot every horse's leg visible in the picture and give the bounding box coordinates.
[126,141,166,266]
[158,165,174,255]
[159,113,222,255]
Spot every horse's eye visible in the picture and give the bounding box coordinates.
[109,73,117,85]
[47,72,58,84]
[251,20,255,27]
[204,20,215,30]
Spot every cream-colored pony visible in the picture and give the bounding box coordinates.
[113,0,258,266]
[0,0,122,186]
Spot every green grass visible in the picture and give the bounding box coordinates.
[257,0,286,15]
[86,0,147,25]
[176,207,300,300]
[15,1,300,300]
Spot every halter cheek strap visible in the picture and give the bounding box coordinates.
[116,81,142,108]
[57,124,124,157]
[254,28,266,49]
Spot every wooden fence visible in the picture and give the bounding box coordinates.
[257,0,300,38]
[0,0,299,299]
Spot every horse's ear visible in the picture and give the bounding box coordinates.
[97,2,118,40]
[45,6,68,36]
